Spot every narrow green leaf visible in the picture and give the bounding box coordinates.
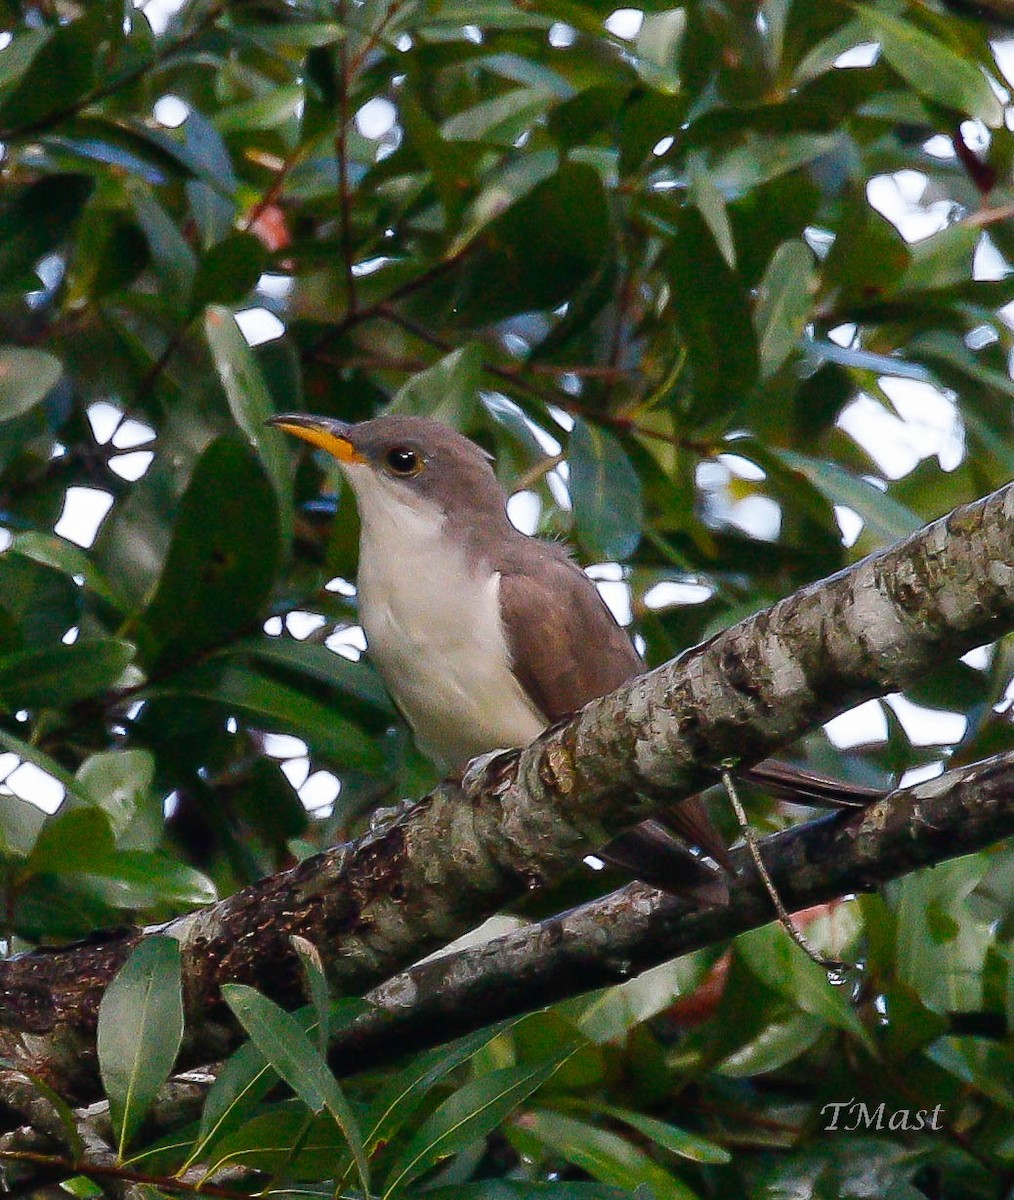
[222,983,370,1193]
[592,1104,730,1164]
[857,5,1003,126]
[157,663,382,771]
[11,531,123,610]
[204,306,294,537]
[667,207,759,428]
[385,1056,571,1196]
[0,639,134,712]
[516,1110,697,1199]
[291,936,331,1052]
[365,1025,512,1155]
[238,637,394,713]
[222,984,327,1110]
[737,925,873,1049]
[754,241,816,378]
[774,450,922,543]
[442,87,557,144]
[425,1185,628,1199]
[568,419,643,562]
[193,1040,279,1164]
[97,936,184,1158]
[0,347,62,421]
[688,155,735,271]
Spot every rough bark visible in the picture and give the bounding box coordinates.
[2,752,1010,1190]
[0,481,1011,1119]
[334,750,1014,1073]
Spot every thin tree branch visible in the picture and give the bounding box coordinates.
[0,481,1011,1120]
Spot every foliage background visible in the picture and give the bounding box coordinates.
[0,0,1011,1196]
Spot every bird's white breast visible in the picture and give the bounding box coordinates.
[349,470,545,771]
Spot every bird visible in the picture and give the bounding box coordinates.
[269,412,880,899]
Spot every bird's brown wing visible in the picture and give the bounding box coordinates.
[499,551,642,721]
[499,553,733,878]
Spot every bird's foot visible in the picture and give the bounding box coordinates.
[460,747,520,792]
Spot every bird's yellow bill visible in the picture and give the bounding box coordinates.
[271,420,366,464]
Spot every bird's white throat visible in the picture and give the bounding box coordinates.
[343,463,545,770]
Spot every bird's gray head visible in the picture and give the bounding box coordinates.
[268,412,509,529]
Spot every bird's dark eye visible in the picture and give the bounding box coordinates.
[384,446,421,476]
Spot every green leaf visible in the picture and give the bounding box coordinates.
[158,663,382,772]
[238,637,394,713]
[0,174,92,289]
[193,1040,280,1164]
[365,1026,511,1156]
[292,936,332,1052]
[856,5,1003,126]
[0,728,85,802]
[75,750,156,841]
[425,1186,629,1199]
[773,450,922,543]
[213,84,305,134]
[0,21,94,134]
[568,420,643,562]
[894,855,993,1013]
[754,241,816,379]
[0,794,47,858]
[28,807,115,874]
[28,806,216,904]
[97,936,184,1157]
[0,639,134,712]
[204,306,293,538]
[389,344,483,428]
[0,347,62,421]
[192,235,268,311]
[515,1110,698,1199]
[222,983,370,1194]
[592,1104,730,1164]
[139,437,280,672]
[717,1010,825,1077]
[453,162,611,324]
[0,552,80,650]
[897,223,980,295]
[667,207,759,429]
[688,155,735,271]
[737,925,873,1049]
[442,87,558,145]
[385,1057,571,1196]
[10,532,123,611]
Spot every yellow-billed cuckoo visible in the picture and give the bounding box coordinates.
[270,413,880,898]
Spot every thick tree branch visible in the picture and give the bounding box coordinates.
[0,482,1011,1119]
[2,751,1010,1190]
[336,751,1014,1073]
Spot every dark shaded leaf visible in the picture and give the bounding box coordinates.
[140,438,280,672]
[0,639,133,711]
